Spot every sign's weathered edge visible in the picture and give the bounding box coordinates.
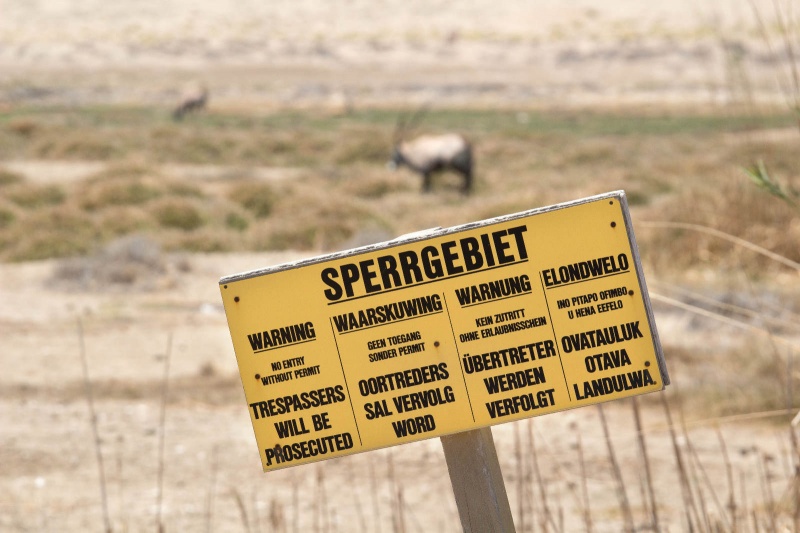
[219,189,669,386]
[617,193,670,386]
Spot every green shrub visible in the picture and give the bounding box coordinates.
[97,207,153,237]
[4,207,97,261]
[7,184,66,209]
[0,208,14,228]
[81,180,162,209]
[0,168,24,187]
[151,200,204,231]
[255,225,319,250]
[225,212,250,231]
[334,133,389,165]
[171,230,233,252]
[228,182,277,218]
[167,182,205,198]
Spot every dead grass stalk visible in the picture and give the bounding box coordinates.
[640,221,800,272]
[631,397,659,531]
[368,455,382,533]
[387,450,406,533]
[345,459,367,533]
[528,422,556,533]
[661,393,701,531]
[513,423,525,532]
[572,422,593,533]
[77,317,113,533]
[715,425,738,531]
[230,488,252,533]
[598,404,634,533]
[204,445,218,533]
[682,417,729,530]
[155,332,173,533]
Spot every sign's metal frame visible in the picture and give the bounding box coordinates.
[220,190,669,472]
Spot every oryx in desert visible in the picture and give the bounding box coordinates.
[388,110,473,194]
[172,85,208,121]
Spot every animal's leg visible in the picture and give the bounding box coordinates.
[462,170,473,194]
[422,172,433,192]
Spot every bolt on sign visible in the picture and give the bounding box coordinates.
[220,191,669,472]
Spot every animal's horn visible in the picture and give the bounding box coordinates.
[403,101,431,135]
[394,112,409,143]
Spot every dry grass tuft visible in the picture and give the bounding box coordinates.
[150,198,205,231]
[0,167,25,187]
[0,207,14,228]
[227,181,278,219]
[34,131,123,160]
[250,179,387,251]
[641,180,800,275]
[96,207,154,237]
[333,128,390,165]
[225,211,250,232]
[166,228,238,253]
[79,164,164,210]
[6,117,39,137]
[3,206,96,261]
[339,166,413,198]
[661,334,796,417]
[7,183,66,209]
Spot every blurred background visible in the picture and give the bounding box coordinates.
[1,1,799,531]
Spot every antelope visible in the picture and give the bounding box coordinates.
[388,110,473,194]
[172,85,208,121]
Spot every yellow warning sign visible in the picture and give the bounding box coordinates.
[220,191,668,471]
